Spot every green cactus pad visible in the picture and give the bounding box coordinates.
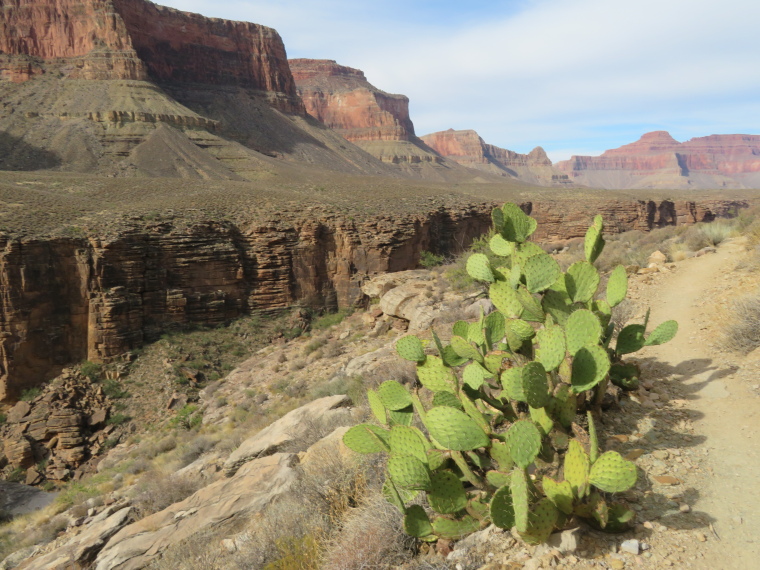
[485,312,507,347]
[571,345,611,393]
[522,362,551,409]
[584,217,605,264]
[616,324,646,355]
[489,233,515,256]
[565,309,603,356]
[432,390,464,410]
[484,351,507,375]
[460,393,491,434]
[520,498,559,545]
[501,203,537,243]
[432,329,446,358]
[431,515,482,539]
[467,495,491,522]
[529,406,554,436]
[417,356,457,392]
[606,265,628,307]
[442,346,468,367]
[605,503,636,533]
[390,425,429,464]
[388,454,431,490]
[404,505,434,538]
[451,335,482,363]
[466,253,496,282]
[343,424,390,454]
[524,252,561,293]
[542,289,573,326]
[490,281,524,319]
[490,440,515,472]
[564,439,590,498]
[645,320,678,346]
[492,206,505,233]
[382,477,410,512]
[535,325,566,371]
[550,384,577,428]
[388,406,413,426]
[502,366,526,402]
[396,335,426,363]
[542,477,574,515]
[490,484,516,529]
[367,389,387,425]
[427,449,448,471]
[428,470,468,514]
[515,241,545,262]
[610,362,640,390]
[516,286,545,322]
[587,411,599,464]
[589,451,637,493]
[592,495,609,529]
[453,320,470,339]
[507,318,535,341]
[424,406,490,451]
[468,321,487,346]
[506,420,542,468]
[509,263,523,289]
[565,261,600,303]
[486,470,511,488]
[377,380,413,411]
[511,469,530,532]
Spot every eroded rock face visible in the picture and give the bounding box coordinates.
[421,129,572,186]
[555,131,760,189]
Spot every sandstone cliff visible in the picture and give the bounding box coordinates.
[421,129,573,186]
[555,131,760,189]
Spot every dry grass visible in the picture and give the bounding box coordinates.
[131,472,204,519]
[722,292,760,354]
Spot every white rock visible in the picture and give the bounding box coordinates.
[620,538,640,555]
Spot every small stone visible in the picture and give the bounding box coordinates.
[625,449,646,461]
[652,449,669,460]
[697,533,707,542]
[653,475,680,485]
[620,539,640,555]
[679,503,691,513]
[221,539,237,553]
[609,559,625,569]
[643,521,654,530]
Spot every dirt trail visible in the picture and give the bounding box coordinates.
[638,240,760,569]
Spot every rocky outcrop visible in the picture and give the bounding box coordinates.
[555,131,760,189]
[421,129,573,186]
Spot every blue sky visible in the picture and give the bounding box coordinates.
[161,0,760,162]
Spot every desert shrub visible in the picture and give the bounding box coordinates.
[132,473,203,519]
[80,361,102,382]
[169,405,202,430]
[178,436,217,467]
[19,388,41,401]
[723,292,760,353]
[309,375,364,404]
[125,458,151,475]
[419,251,445,268]
[106,413,131,426]
[102,378,130,399]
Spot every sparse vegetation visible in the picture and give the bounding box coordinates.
[19,387,41,401]
[723,293,760,354]
[419,250,445,268]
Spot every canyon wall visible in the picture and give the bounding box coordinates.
[556,131,760,189]
[0,198,746,401]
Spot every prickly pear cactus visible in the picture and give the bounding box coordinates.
[344,201,676,546]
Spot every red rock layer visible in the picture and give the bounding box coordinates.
[421,129,551,169]
[289,59,415,142]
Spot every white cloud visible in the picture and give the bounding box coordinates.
[160,0,760,160]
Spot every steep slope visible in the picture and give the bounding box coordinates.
[421,128,573,186]
[0,0,397,178]
[556,131,760,189]
[289,59,485,181]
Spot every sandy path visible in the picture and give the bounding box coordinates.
[638,240,760,569]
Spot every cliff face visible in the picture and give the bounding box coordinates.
[0,198,745,401]
[421,129,572,186]
[555,131,760,189]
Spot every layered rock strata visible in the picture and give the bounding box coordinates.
[421,129,573,186]
[0,198,746,401]
[556,131,760,189]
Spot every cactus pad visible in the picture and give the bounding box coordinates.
[492,206,505,233]
[489,233,515,256]
[432,390,464,410]
[424,406,490,451]
[571,345,611,393]
[516,286,545,322]
[535,325,566,371]
[396,335,426,363]
[542,477,574,515]
[484,351,507,375]
[511,468,530,532]
[587,411,599,464]
[466,253,496,282]
[529,405,554,436]
[388,406,414,427]
[377,380,413,411]
[565,261,600,303]
[542,289,573,326]
[404,505,434,538]
[343,424,390,454]
[645,320,678,346]
[520,498,559,545]
[485,312,507,347]
[490,440,515,472]
[550,384,577,428]
[589,451,637,493]
[501,203,537,243]
[431,515,482,539]
[451,335,482,363]
[460,393,491,434]
[606,265,628,307]
[507,318,535,341]
[490,484,516,529]
[367,389,387,425]
[428,470,468,514]
[616,324,646,355]
[584,216,605,264]
[486,470,510,488]
[605,503,636,533]
[427,449,448,471]
[502,366,526,402]
[417,356,457,392]
[592,495,609,529]
[610,362,640,390]
[390,425,429,464]
[564,439,590,498]
[506,420,542,468]
[524,252,561,293]
[522,362,551,409]
[388,454,431,490]
[453,320,470,339]
[468,321,486,346]
[490,281,524,318]
[565,309,603,356]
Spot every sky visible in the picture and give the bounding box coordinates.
[161,0,760,162]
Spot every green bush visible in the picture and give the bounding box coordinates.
[419,251,445,268]
[80,361,102,382]
[19,387,41,401]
